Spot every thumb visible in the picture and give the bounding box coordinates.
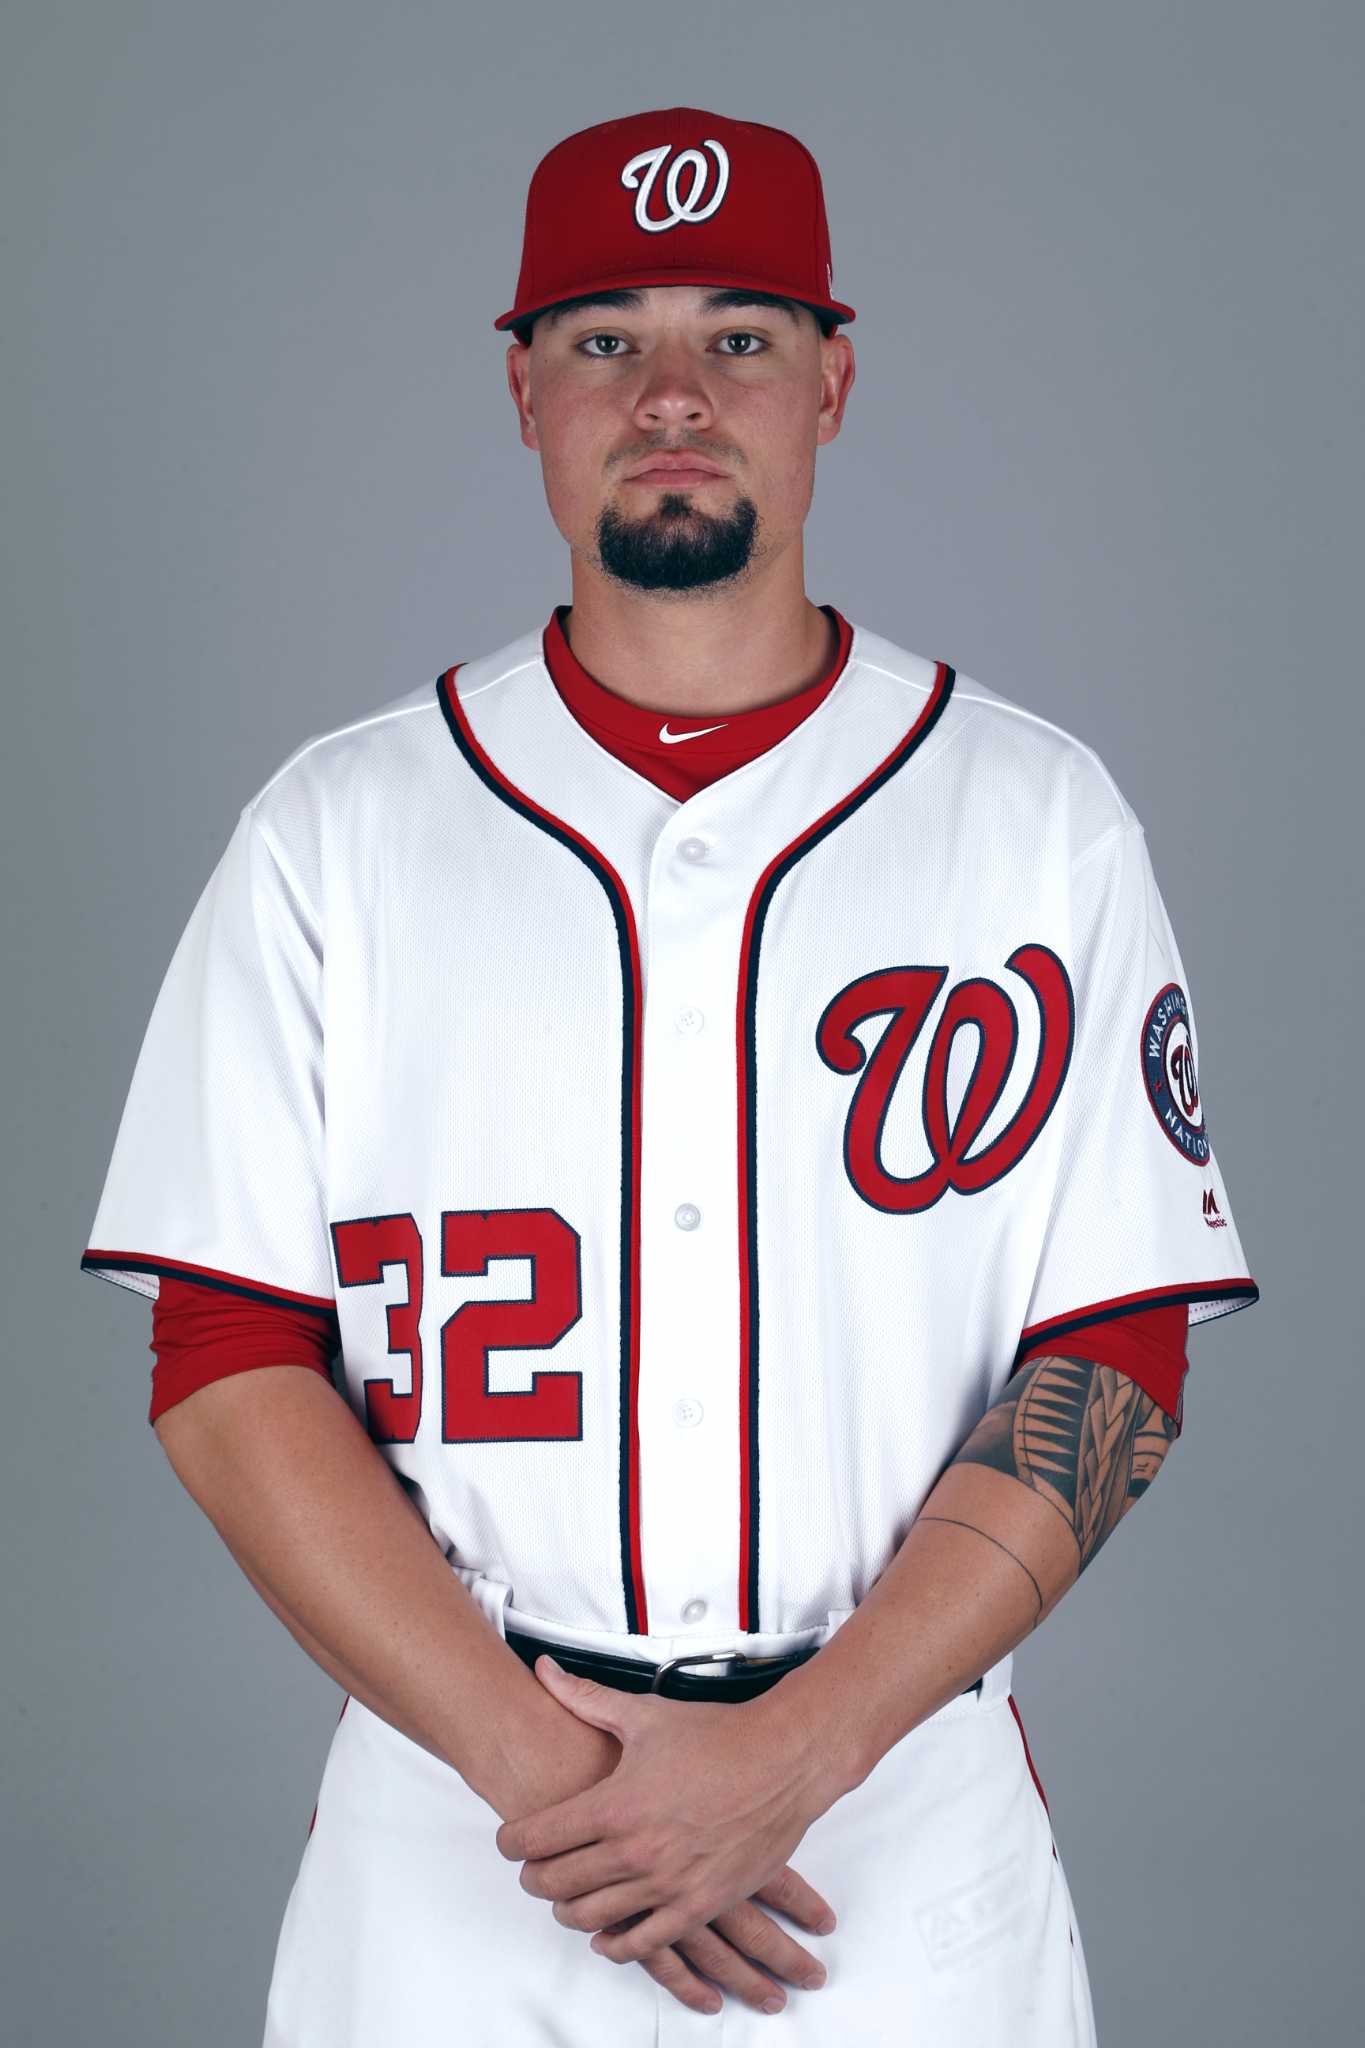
[534,1653,632,1736]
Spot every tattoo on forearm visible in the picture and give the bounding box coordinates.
[951,1354,1180,1572]
[917,1514,1045,1618]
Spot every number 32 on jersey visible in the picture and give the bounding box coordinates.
[332,1209,582,1445]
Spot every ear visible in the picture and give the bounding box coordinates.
[506,341,539,451]
[816,332,856,446]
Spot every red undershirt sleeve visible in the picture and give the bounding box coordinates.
[1013,1300,1190,1429]
[148,1273,340,1426]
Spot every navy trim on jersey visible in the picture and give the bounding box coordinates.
[436,666,650,1637]
[735,662,957,1634]
[1011,1278,1262,1372]
[79,1249,339,1319]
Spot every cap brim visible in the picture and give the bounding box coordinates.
[494,269,856,331]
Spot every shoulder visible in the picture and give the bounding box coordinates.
[850,620,1142,863]
[225,624,545,912]
[240,622,541,817]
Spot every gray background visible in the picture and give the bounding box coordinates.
[5,2,1360,2042]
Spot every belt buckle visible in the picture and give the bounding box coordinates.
[649,1647,791,1696]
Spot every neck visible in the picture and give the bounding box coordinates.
[561,549,835,717]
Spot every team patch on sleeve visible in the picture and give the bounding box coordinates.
[1141,982,1208,1163]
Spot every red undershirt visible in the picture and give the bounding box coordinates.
[541,601,855,801]
[148,602,1189,1426]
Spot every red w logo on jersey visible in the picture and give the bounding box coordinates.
[816,944,1075,1213]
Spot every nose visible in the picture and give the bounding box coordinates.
[631,341,715,433]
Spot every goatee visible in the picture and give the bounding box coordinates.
[596,492,760,592]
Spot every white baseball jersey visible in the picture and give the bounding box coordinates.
[81,614,1257,2045]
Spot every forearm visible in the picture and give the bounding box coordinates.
[153,1364,616,1817]
[757,1352,1179,1797]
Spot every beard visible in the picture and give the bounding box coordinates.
[595,489,760,593]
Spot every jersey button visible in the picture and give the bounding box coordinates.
[673,1202,702,1231]
[677,836,709,863]
[673,1396,704,1428]
[675,1005,704,1035]
[681,1598,708,1624]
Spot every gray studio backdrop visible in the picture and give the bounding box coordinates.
[5,3,1360,2043]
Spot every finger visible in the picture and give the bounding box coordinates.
[495,1786,615,1863]
[595,1912,727,2019]
[752,1861,838,1935]
[589,1902,697,1964]
[711,1897,830,1992]
[551,1877,659,1934]
[631,1945,724,2018]
[585,1859,841,1962]
[675,1920,793,2015]
[517,1841,639,1902]
[531,1658,635,1741]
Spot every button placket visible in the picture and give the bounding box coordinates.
[636,812,750,1634]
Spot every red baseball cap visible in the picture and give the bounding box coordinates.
[494,106,856,333]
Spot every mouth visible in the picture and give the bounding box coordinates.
[622,458,730,487]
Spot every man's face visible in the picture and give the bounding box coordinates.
[506,286,855,596]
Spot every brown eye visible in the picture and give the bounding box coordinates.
[719,332,766,355]
[579,333,628,357]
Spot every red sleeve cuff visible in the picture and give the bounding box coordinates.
[1014,1301,1189,1427]
[149,1274,340,1425]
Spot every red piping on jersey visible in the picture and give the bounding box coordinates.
[1007,1693,1059,1867]
[307,1694,351,1840]
[79,1248,336,1316]
[732,659,956,1634]
[1008,1693,1052,1815]
[437,664,650,1639]
[1015,1276,1259,1355]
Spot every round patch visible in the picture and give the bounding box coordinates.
[1141,982,1208,1163]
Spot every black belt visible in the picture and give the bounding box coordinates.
[505,1627,984,1705]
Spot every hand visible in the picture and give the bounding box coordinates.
[602,1871,835,2018]
[494,1654,839,1964]
[492,1657,837,2016]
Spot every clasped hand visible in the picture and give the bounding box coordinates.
[493,1654,839,1968]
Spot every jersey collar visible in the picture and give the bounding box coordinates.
[540,603,855,764]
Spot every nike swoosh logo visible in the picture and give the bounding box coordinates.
[658,721,730,745]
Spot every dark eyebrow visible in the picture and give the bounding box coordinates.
[539,287,804,331]
[702,290,803,323]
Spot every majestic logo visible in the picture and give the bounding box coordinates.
[1202,1188,1226,1228]
[1142,982,1208,1163]
[658,720,728,744]
[621,141,731,233]
[816,945,1075,1214]
[916,1858,1028,1972]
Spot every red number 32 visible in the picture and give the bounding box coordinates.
[330,1209,582,1445]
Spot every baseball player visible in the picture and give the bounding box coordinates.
[80,106,1259,2045]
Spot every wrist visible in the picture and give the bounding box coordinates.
[743,1662,868,1811]
[484,1696,621,1822]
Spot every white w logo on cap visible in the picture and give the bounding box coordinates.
[620,141,730,233]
